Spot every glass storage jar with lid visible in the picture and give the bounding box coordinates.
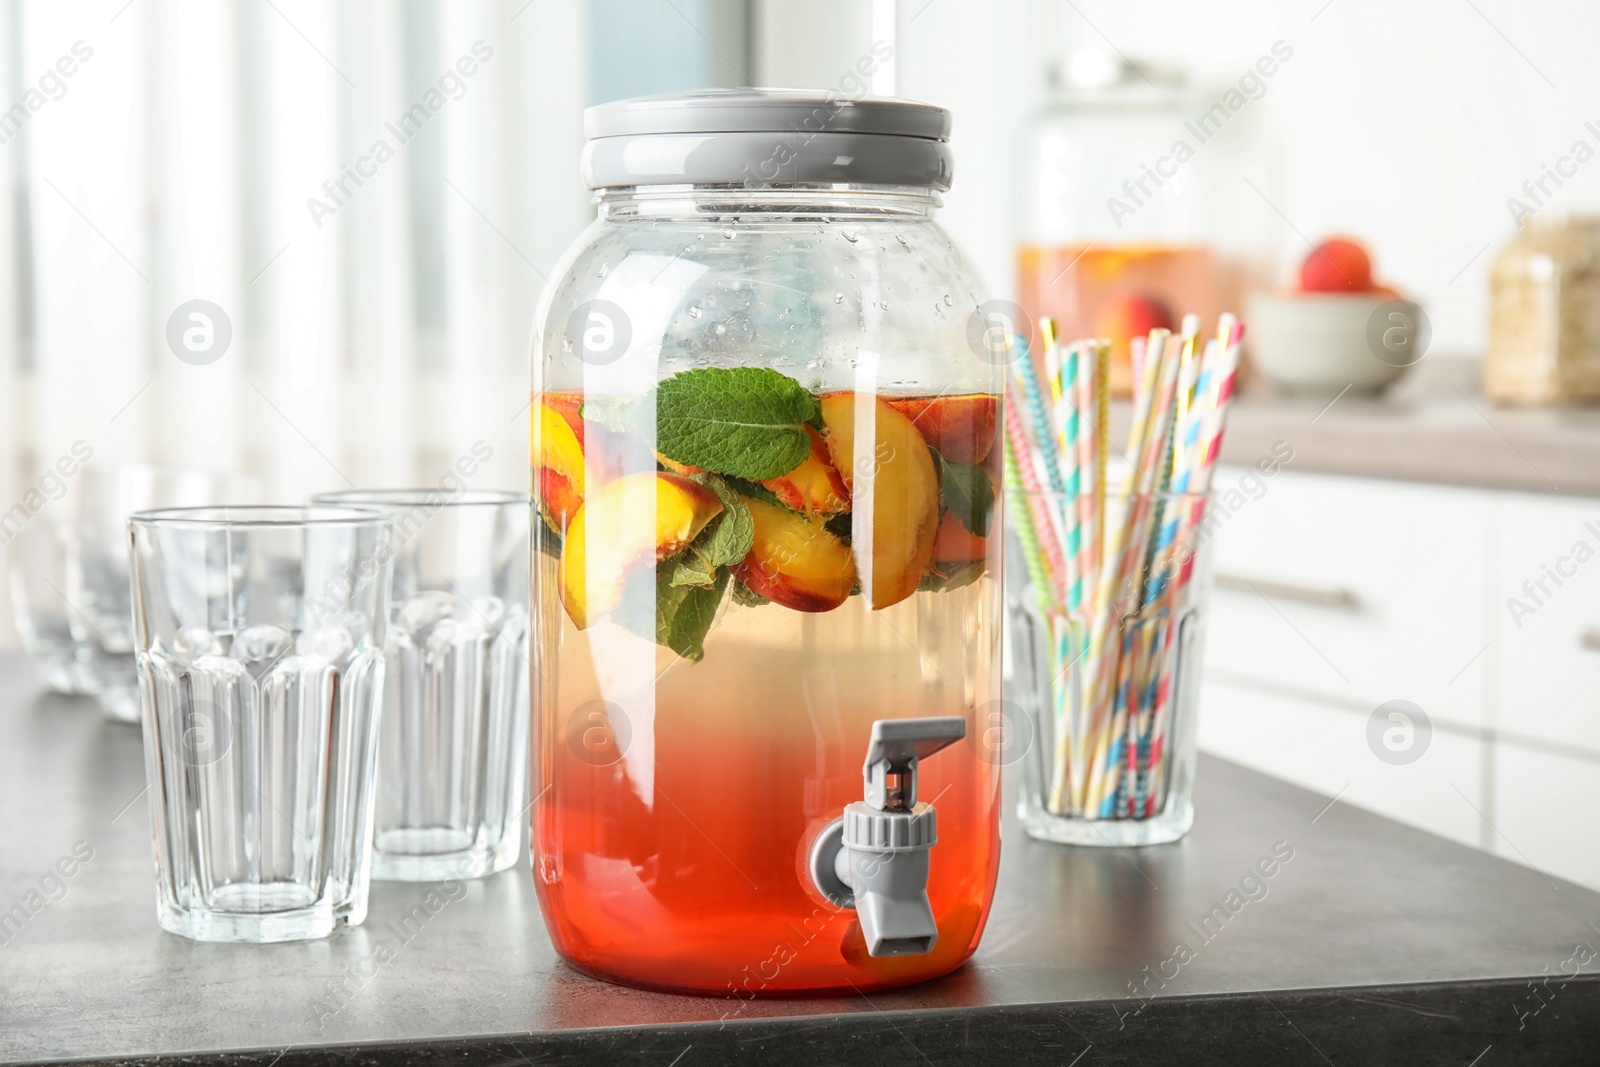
[529,89,1003,995]
[1485,214,1600,404]
[1017,50,1218,394]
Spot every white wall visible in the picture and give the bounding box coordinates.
[760,0,1600,357]
[0,0,592,647]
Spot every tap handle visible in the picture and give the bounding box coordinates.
[862,716,965,812]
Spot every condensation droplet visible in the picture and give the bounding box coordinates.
[833,293,845,303]
[687,306,701,318]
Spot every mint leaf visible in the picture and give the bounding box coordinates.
[657,368,818,480]
[661,474,753,589]
[656,568,728,661]
[731,580,770,607]
[723,476,783,510]
[933,449,995,537]
[665,552,719,588]
[689,474,754,568]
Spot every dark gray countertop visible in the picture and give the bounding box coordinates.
[1,651,1597,1065]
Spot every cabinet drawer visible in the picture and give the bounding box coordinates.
[1493,493,1600,752]
[1203,466,1491,728]
[1199,679,1486,849]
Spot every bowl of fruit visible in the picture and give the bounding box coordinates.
[1247,238,1425,395]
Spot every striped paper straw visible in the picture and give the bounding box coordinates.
[1092,340,1110,577]
[1058,342,1089,614]
[1072,342,1098,615]
[1004,377,1069,610]
[1141,321,1204,609]
[1004,396,1059,613]
[1011,340,1070,499]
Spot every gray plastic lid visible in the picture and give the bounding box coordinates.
[581,88,954,191]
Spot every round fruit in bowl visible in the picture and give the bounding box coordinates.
[1298,237,1373,293]
[1095,292,1174,395]
[1248,238,1426,396]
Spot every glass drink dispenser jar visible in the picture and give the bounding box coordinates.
[529,90,1003,995]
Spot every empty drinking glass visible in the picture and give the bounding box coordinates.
[313,490,531,881]
[75,464,252,722]
[7,517,96,694]
[128,506,395,942]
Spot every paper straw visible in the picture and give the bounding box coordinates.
[1006,378,1073,609]
[1041,316,1062,407]
[1092,340,1109,576]
[1141,322,1204,609]
[1056,343,1086,614]
[1011,340,1070,499]
[1104,626,1138,817]
[1073,343,1097,611]
[1004,422,1056,614]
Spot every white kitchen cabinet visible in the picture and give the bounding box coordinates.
[1192,469,1600,890]
[1199,679,1487,849]
[1493,743,1600,891]
[1204,466,1492,728]
[1492,492,1600,754]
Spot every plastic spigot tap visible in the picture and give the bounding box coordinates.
[809,716,966,958]
[861,716,966,812]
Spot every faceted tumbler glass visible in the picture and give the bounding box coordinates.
[128,506,395,943]
[75,464,253,722]
[7,518,96,694]
[313,490,531,881]
[1009,490,1214,847]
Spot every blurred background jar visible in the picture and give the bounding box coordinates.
[1485,215,1600,405]
[1017,50,1215,395]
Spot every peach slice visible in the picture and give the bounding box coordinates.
[818,393,940,610]
[931,510,988,564]
[734,497,855,612]
[532,397,587,529]
[885,394,998,465]
[760,426,848,516]
[543,393,585,443]
[559,472,723,628]
[537,468,584,532]
[657,455,703,477]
